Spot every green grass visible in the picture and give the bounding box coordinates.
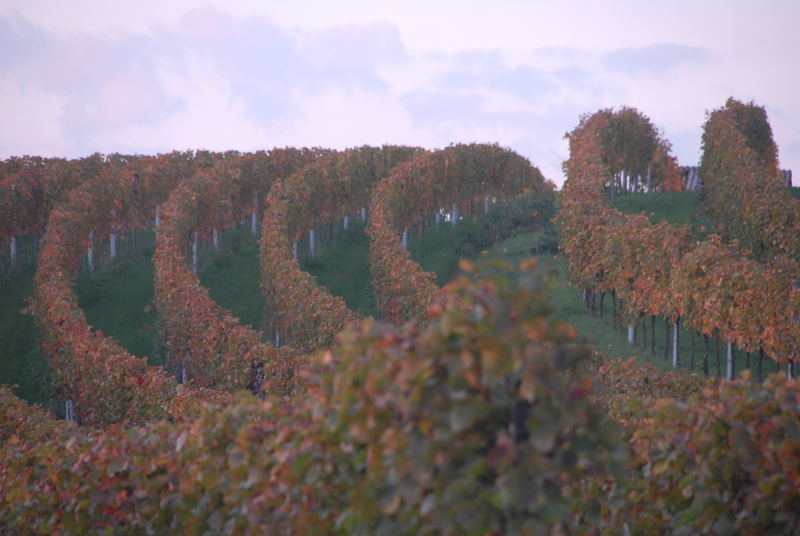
[488,233,650,363]
[0,266,51,405]
[611,191,701,226]
[490,233,776,378]
[789,187,800,200]
[302,200,558,317]
[411,224,464,286]
[77,240,164,366]
[199,227,266,331]
[488,230,774,380]
[1,188,778,408]
[303,223,379,318]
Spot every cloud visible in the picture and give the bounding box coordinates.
[300,21,408,72]
[439,50,557,100]
[0,8,414,157]
[605,43,709,74]
[403,90,489,129]
[93,57,273,155]
[1,4,796,187]
[0,13,48,74]
[0,74,69,156]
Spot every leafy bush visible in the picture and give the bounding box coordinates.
[590,372,800,535]
[0,260,623,534]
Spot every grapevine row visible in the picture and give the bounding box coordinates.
[1,261,623,533]
[259,146,422,350]
[367,143,551,323]
[153,149,322,395]
[559,107,799,376]
[31,153,226,426]
[701,98,800,261]
[0,155,107,265]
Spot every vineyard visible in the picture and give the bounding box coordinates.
[0,100,799,534]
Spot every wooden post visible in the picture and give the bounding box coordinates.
[292,242,298,259]
[251,210,258,236]
[645,163,653,192]
[627,325,635,345]
[610,173,617,202]
[110,233,117,260]
[65,399,74,422]
[275,330,281,348]
[361,207,367,222]
[757,347,763,382]
[213,228,219,248]
[651,315,656,355]
[611,291,617,329]
[309,229,316,257]
[641,314,648,349]
[726,340,734,380]
[484,195,491,215]
[451,203,459,225]
[343,215,349,231]
[672,316,680,367]
[181,366,187,384]
[87,231,95,273]
[192,231,199,273]
[10,236,16,267]
[789,361,795,379]
[155,205,161,234]
[402,229,409,250]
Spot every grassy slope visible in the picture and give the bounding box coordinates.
[0,191,775,405]
[411,224,466,287]
[302,223,380,318]
[572,190,768,377]
[611,190,700,225]
[199,227,265,331]
[0,267,51,405]
[487,232,768,378]
[78,244,164,367]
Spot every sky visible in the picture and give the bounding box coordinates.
[1,0,798,187]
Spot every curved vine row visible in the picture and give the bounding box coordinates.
[559,107,799,373]
[0,155,107,260]
[31,153,226,427]
[701,97,800,262]
[2,260,625,534]
[259,146,423,350]
[367,143,551,323]
[154,149,323,396]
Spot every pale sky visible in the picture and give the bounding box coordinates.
[1,0,798,187]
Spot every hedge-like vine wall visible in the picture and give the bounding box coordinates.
[367,143,551,323]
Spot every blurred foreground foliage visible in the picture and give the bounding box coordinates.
[1,260,798,535]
